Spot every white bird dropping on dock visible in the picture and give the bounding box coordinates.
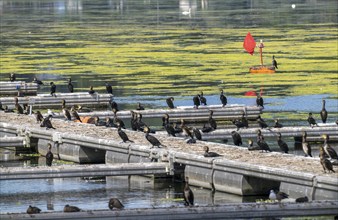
[291,4,296,9]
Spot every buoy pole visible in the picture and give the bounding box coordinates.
[259,39,264,66]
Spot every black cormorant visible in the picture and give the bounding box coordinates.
[71,107,82,122]
[46,143,53,166]
[94,116,105,126]
[193,127,202,140]
[277,132,289,153]
[220,89,227,107]
[9,73,16,82]
[257,116,268,129]
[26,205,41,214]
[40,115,55,129]
[302,131,312,157]
[108,198,124,210]
[202,123,213,133]
[163,114,176,137]
[181,119,194,139]
[272,55,278,69]
[295,196,309,203]
[323,134,338,160]
[50,82,56,96]
[166,97,175,109]
[273,119,283,128]
[257,129,271,152]
[256,94,264,108]
[68,78,74,93]
[307,112,317,128]
[33,77,44,85]
[14,97,24,114]
[320,157,335,173]
[183,177,194,206]
[247,139,260,151]
[118,125,134,143]
[208,110,217,130]
[112,108,125,129]
[105,82,113,94]
[144,126,166,148]
[35,111,44,123]
[320,100,328,123]
[63,204,81,212]
[193,94,200,109]
[199,91,207,105]
[231,131,242,146]
[61,100,71,121]
[203,146,220,157]
[109,100,119,112]
[136,102,145,110]
[130,111,138,131]
[88,86,95,94]
[232,119,246,131]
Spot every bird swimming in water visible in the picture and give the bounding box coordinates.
[203,146,220,157]
[105,82,113,94]
[9,73,16,82]
[88,86,95,94]
[199,91,207,105]
[322,134,338,160]
[256,94,264,108]
[220,89,227,107]
[193,94,201,109]
[46,143,53,166]
[295,196,309,203]
[247,139,260,151]
[257,129,271,152]
[40,115,55,129]
[277,132,289,153]
[136,102,145,110]
[273,119,283,128]
[35,111,44,123]
[320,100,328,123]
[26,205,41,214]
[272,55,278,69]
[166,97,175,109]
[63,204,81,212]
[117,124,134,143]
[302,131,312,157]
[183,177,194,206]
[14,97,24,114]
[231,131,242,146]
[108,198,124,210]
[50,82,56,96]
[67,78,74,93]
[320,157,335,173]
[307,112,317,128]
[269,190,288,202]
[193,127,202,140]
[144,126,166,148]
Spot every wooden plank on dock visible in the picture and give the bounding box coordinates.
[0,92,113,108]
[0,163,169,180]
[0,201,337,220]
[0,81,38,96]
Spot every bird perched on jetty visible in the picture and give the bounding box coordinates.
[307,112,317,128]
[50,82,56,96]
[67,78,74,93]
[322,134,338,160]
[109,100,119,112]
[130,111,138,131]
[202,123,213,133]
[46,143,53,166]
[105,117,115,127]
[231,131,242,146]
[302,131,312,157]
[183,177,194,206]
[256,94,264,108]
[117,124,134,143]
[247,139,260,151]
[14,97,24,114]
[193,94,201,109]
[144,126,166,148]
[61,100,71,121]
[203,146,220,157]
[257,116,268,129]
[63,204,81,212]
[277,133,289,153]
[180,119,194,139]
[9,73,16,82]
[272,55,278,69]
[257,129,271,152]
[273,119,283,128]
[208,110,217,130]
[35,111,44,123]
[193,127,202,140]
[70,107,82,122]
[220,89,227,107]
[40,115,55,129]
[199,91,207,105]
[320,100,328,123]
[108,198,124,210]
[26,205,41,214]
[94,116,105,126]
[232,119,246,131]
[162,114,176,137]
[136,102,145,110]
[33,77,44,85]
[269,190,288,202]
[105,82,113,94]
[166,97,175,109]
[295,196,309,203]
[320,157,335,173]
[88,86,95,95]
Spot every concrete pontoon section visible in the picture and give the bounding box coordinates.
[0,201,337,220]
[0,81,39,96]
[0,137,26,147]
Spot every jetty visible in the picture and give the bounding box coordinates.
[0,112,337,201]
[0,201,337,220]
[0,81,39,96]
[0,136,26,147]
[0,92,113,109]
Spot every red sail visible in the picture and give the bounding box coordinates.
[243,32,256,55]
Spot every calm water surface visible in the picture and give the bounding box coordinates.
[1,0,337,214]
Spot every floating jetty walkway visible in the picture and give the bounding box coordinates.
[0,81,38,96]
[1,112,337,201]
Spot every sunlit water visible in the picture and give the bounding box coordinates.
[1,0,338,215]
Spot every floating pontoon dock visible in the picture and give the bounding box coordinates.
[0,81,39,96]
